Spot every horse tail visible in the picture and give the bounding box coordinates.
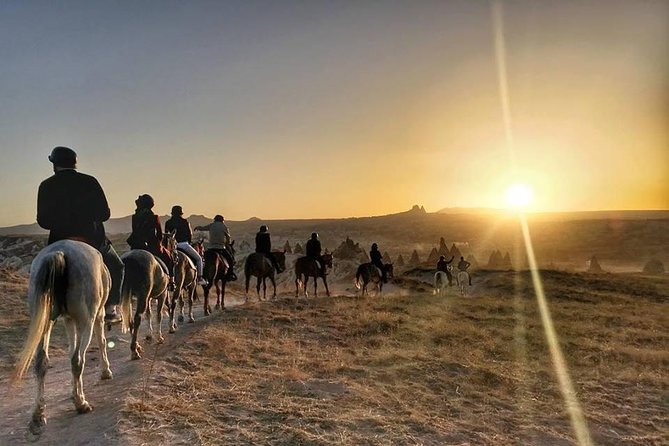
[120,255,141,334]
[12,251,66,385]
[354,265,363,290]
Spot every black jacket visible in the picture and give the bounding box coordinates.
[165,216,192,243]
[306,239,321,258]
[129,208,162,251]
[437,256,455,272]
[37,170,110,247]
[255,231,271,254]
[370,249,383,266]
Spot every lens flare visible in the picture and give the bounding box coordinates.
[505,183,534,209]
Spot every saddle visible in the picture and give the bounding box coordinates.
[151,254,170,276]
[176,247,197,268]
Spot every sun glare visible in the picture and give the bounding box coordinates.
[505,183,534,209]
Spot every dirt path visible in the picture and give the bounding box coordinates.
[0,292,250,446]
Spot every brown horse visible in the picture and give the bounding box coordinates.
[355,262,394,296]
[244,251,286,301]
[168,250,197,332]
[295,253,333,298]
[202,241,236,314]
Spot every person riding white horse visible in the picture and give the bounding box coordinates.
[165,205,207,286]
[457,256,472,286]
[37,146,124,323]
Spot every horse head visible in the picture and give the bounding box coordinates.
[162,229,178,261]
[193,238,205,257]
[322,253,334,269]
[384,263,394,279]
[273,250,287,272]
[228,240,236,257]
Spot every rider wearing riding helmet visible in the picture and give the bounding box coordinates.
[255,225,282,272]
[306,232,326,275]
[457,256,472,286]
[37,146,124,323]
[437,255,455,286]
[195,215,237,281]
[127,194,176,290]
[369,243,387,283]
[165,206,207,286]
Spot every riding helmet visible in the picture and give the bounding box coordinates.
[260,225,268,232]
[371,243,378,250]
[48,146,77,168]
[171,205,183,216]
[214,215,224,222]
[311,232,318,239]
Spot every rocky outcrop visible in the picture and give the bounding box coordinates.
[643,258,665,274]
[449,244,462,260]
[284,241,292,254]
[427,247,440,264]
[408,250,421,266]
[332,237,365,260]
[294,243,304,254]
[396,254,405,267]
[588,255,603,273]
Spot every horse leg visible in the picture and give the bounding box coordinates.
[169,291,178,333]
[71,318,95,414]
[129,293,145,359]
[323,276,330,297]
[28,320,55,435]
[245,274,251,303]
[304,276,309,298]
[188,285,195,323]
[295,275,300,298]
[155,292,166,343]
[314,275,318,297]
[203,285,211,315]
[220,280,226,310]
[145,297,154,343]
[178,291,185,324]
[270,274,277,300]
[215,281,222,310]
[94,310,113,380]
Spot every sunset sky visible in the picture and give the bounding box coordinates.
[0,0,667,227]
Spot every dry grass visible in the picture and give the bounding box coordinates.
[120,270,668,445]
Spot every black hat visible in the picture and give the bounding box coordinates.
[48,146,77,168]
[260,225,268,232]
[311,232,318,239]
[171,205,183,216]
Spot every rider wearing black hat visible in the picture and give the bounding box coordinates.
[306,232,325,275]
[37,146,124,323]
[255,225,281,272]
[370,243,387,283]
[165,206,207,286]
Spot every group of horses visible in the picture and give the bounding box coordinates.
[8,233,421,436]
[434,266,471,297]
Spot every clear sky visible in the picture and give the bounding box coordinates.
[1,0,667,226]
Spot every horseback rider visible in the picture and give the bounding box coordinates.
[306,232,326,276]
[37,146,124,323]
[194,215,237,281]
[165,205,207,286]
[370,243,387,283]
[437,255,455,286]
[127,194,176,290]
[255,225,282,272]
[457,256,472,286]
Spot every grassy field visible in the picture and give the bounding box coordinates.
[115,270,668,445]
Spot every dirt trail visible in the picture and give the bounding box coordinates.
[0,292,250,446]
[0,274,451,446]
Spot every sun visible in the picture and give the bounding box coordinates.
[505,183,534,209]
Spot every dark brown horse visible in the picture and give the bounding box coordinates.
[244,251,286,301]
[202,241,236,314]
[355,262,394,296]
[295,253,333,298]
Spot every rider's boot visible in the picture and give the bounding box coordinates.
[197,276,208,286]
[227,270,238,281]
[168,277,176,291]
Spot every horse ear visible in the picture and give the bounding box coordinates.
[170,229,177,236]
[231,240,235,246]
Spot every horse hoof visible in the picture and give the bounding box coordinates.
[76,401,94,414]
[188,317,195,323]
[101,369,113,380]
[136,344,144,354]
[169,327,176,334]
[157,336,165,344]
[132,351,141,360]
[145,335,153,342]
[215,304,221,310]
[28,416,46,436]
[178,315,184,323]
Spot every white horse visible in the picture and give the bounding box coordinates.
[11,240,113,436]
[456,270,470,296]
[433,271,449,296]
